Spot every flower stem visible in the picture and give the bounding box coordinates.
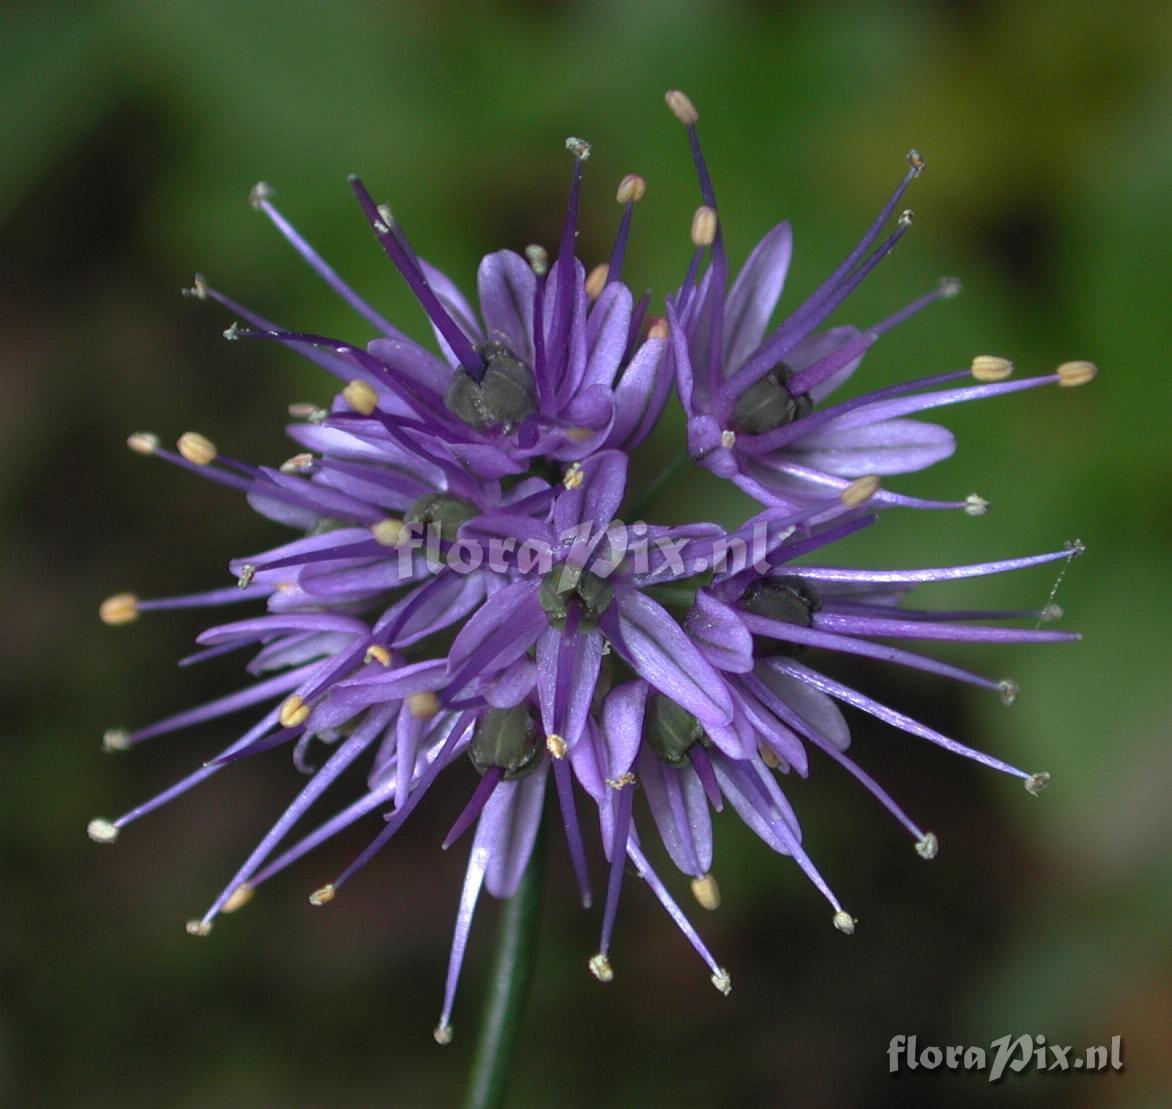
[460,822,545,1109]
[628,448,691,521]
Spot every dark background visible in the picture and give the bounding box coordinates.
[2,1,1168,1106]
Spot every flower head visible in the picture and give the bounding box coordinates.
[91,95,1092,1037]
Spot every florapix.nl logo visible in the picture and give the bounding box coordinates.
[888,1034,1123,1082]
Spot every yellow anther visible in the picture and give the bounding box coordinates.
[371,518,405,546]
[589,953,614,982]
[971,355,1014,382]
[546,734,567,759]
[87,818,119,844]
[185,919,213,937]
[309,883,336,906]
[343,379,379,415]
[222,883,255,913]
[177,431,217,466]
[278,695,311,729]
[563,464,584,491]
[365,645,392,667]
[616,174,646,204]
[840,475,880,508]
[690,873,722,911]
[833,910,857,935]
[647,317,669,341]
[691,205,718,247]
[1056,360,1097,387]
[407,691,441,720]
[99,592,139,626]
[585,264,609,300]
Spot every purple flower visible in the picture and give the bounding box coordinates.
[662,90,1098,513]
[90,95,1092,1037]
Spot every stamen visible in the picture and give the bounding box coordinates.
[433,1023,454,1046]
[278,695,311,729]
[1056,360,1097,387]
[998,678,1020,705]
[964,494,990,517]
[971,355,1014,382]
[365,645,392,667]
[691,205,718,247]
[126,432,159,455]
[562,464,584,491]
[183,273,209,299]
[236,564,256,588]
[99,593,139,626]
[647,317,669,341]
[720,429,736,449]
[370,518,405,546]
[177,432,217,466]
[185,919,213,937]
[898,208,914,228]
[343,379,379,415]
[279,452,314,474]
[711,968,733,996]
[407,692,441,720]
[87,818,119,844]
[102,728,130,752]
[309,883,336,906]
[691,873,722,911]
[546,733,567,758]
[840,475,881,508]
[938,275,962,297]
[588,953,614,982]
[915,832,939,860]
[664,89,700,127]
[525,244,549,277]
[221,883,254,913]
[759,743,783,769]
[1041,604,1064,622]
[288,402,324,420]
[616,174,646,204]
[1025,771,1051,796]
[585,264,609,300]
[249,181,274,209]
[565,136,592,161]
[833,910,857,935]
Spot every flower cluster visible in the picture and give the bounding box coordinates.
[92,91,1092,1039]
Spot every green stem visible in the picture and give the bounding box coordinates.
[460,823,545,1109]
[628,449,691,521]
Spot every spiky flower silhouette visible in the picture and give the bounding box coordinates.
[92,90,1092,1040]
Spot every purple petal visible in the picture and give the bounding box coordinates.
[610,591,733,726]
[685,592,753,673]
[638,747,712,876]
[600,680,648,779]
[582,282,633,390]
[418,257,482,367]
[477,250,537,365]
[788,326,866,402]
[483,762,549,898]
[724,221,793,374]
[753,664,852,751]
[790,418,956,476]
[367,337,453,395]
[446,580,544,682]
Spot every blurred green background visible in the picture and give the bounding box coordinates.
[2,1,1168,1106]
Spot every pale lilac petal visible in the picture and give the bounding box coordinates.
[789,418,956,476]
[605,334,669,449]
[638,747,712,876]
[753,664,852,751]
[787,326,865,402]
[367,337,454,395]
[685,592,753,673]
[724,221,793,373]
[600,681,648,779]
[610,591,733,726]
[582,282,633,390]
[419,257,482,367]
[446,581,544,683]
[477,250,536,364]
[483,762,549,898]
